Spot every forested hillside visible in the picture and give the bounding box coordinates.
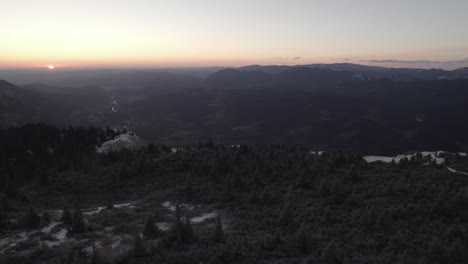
[1,124,468,263]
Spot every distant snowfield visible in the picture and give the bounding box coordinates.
[363,151,466,165]
[96,132,146,153]
[361,151,468,175]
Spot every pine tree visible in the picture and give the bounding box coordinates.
[448,239,464,263]
[90,244,100,264]
[133,226,146,256]
[72,204,85,234]
[168,204,184,242]
[462,186,468,207]
[428,237,446,263]
[297,169,308,188]
[377,209,391,229]
[322,240,340,264]
[107,197,114,209]
[42,210,51,224]
[62,204,73,225]
[431,189,446,213]
[0,205,6,228]
[25,207,41,228]
[285,185,294,202]
[261,188,271,204]
[348,165,359,183]
[184,180,194,202]
[38,170,49,185]
[213,213,224,243]
[1,196,8,211]
[223,176,235,202]
[144,213,155,239]
[277,201,293,226]
[318,178,330,197]
[323,206,332,224]
[231,173,243,190]
[330,181,345,204]
[183,211,195,243]
[71,250,85,264]
[295,224,310,254]
[248,187,258,203]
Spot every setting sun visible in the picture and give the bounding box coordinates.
[48,65,55,70]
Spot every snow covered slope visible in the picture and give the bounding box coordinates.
[362,151,467,165]
[96,132,146,153]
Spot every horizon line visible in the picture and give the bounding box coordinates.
[0,62,467,71]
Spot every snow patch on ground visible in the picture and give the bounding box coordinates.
[96,133,146,153]
[191,212,216,223]
[160,202,220,227]
[156,222,170,231]
[447,167,468,176]
[84,202,137,216]
[162,201,193,211]
[364,151,447,165]
[310,151,325,155]
[0,221,70,253]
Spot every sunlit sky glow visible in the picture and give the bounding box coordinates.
[1,0,468,69]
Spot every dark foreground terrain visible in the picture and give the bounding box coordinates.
[1,124,468,263]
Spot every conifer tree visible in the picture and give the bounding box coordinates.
[133,226,146,256]
[42,210,51,224]
[90,244,101,264]
[144,213,156,239]
[1,196,8,212]
[431,189,446,213]
[323,206,332,224]
[213,213,224,243]
[377,209,392,229]
[448,239,464,263]
[277,201,293,226]
[297,169,308,188]
[0,205,6,228]
[428,237,445,263]
[348,165,359,183]
[71,250,85,264]
[295,224,310,254]
[184,180,193,202]
[25,207,41,228]
[62,204,73,225]
[223,177,235,202]
[168,204,184,242]
[38,170,49,185]
[72,204,85,234]
[107,197,114,209]
[248,186,258,203]
[318,178,330,197]
[322,240,340,264]
[183,211,195,243]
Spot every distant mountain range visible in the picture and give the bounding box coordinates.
[1,63,468,154]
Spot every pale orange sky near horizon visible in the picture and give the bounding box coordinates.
[1,0,468,69]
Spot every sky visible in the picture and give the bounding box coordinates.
[1,0,468,69]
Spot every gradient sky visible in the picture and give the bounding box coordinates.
[1,0,468,69]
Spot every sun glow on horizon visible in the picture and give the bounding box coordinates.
[1,1,467,70]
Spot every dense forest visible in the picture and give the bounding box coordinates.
[1,124,468,263]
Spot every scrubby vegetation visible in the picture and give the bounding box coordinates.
[1,124,468,263]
